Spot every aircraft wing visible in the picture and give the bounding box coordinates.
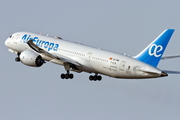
[161,55,180,60]
[27,40,81,67]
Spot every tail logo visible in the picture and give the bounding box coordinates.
[148,44,163,57]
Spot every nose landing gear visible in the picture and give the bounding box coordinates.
[15,53,20,62]
[15,57,20,62]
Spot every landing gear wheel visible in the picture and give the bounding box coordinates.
[97,76,102,81]
[61,63,76,79]
[61,74,65,79]
[93,75,98,81]
[15,57,20,62]
[60,73,74,79]
[69,74,74,79]
[89,75,94,81]
[65,74,69,79]
[89,75,102,81]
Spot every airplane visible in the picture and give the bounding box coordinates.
[4,29,180,81]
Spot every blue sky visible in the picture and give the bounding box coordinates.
[1,0,180,120]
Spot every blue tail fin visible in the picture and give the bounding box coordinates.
[134,29,175,67]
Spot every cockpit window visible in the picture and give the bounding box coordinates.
[9,35,12,38]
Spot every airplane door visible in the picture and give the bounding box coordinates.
[86,52,92,62]
[119,61,126,71]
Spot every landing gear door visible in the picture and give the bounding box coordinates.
[119,61,126,71]
[86,52,92,62]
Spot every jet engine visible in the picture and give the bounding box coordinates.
[19,50,45,67]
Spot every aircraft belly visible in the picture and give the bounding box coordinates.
[81,66,98,73]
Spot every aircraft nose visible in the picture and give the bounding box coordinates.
[5,39,10,47]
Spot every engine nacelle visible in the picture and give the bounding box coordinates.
[19,50,45,67]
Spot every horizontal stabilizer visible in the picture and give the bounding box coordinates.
[162,70,180,74]
[161,54,180,60]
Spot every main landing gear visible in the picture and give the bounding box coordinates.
[89,74,102,81]
[61,70,74,79]
[61,63,75,79]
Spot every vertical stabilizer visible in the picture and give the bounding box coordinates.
[134,29,175,67]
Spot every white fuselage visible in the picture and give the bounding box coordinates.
[5,32,164,79]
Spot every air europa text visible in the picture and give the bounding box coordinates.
[21,34,59,51]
